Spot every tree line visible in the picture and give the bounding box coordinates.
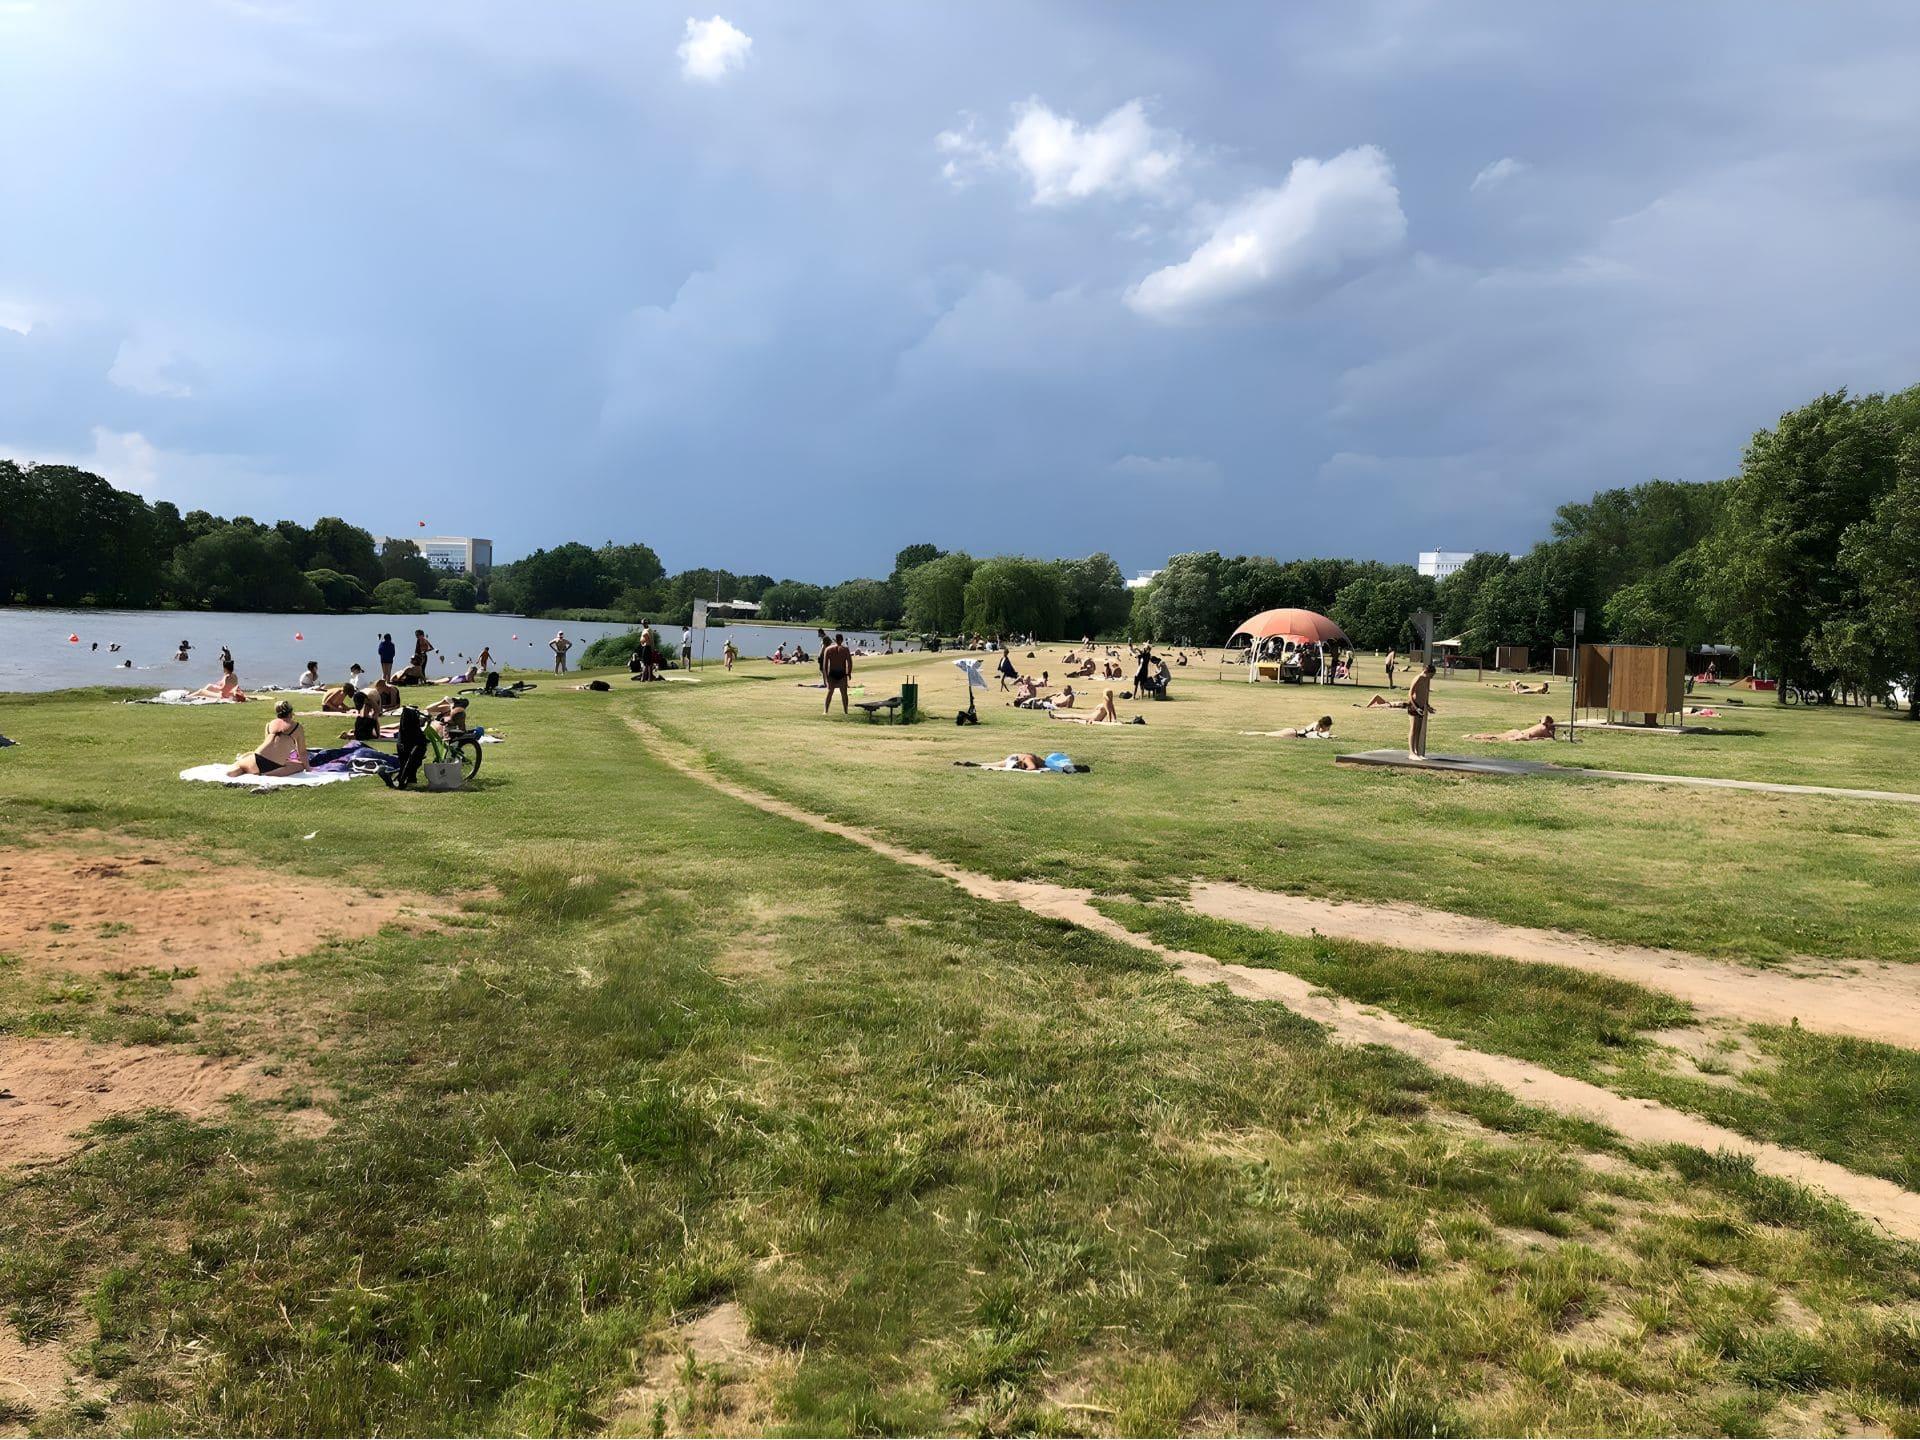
[5,383,1915,710]
[0,463,470,614]
[1127,385,1919,713]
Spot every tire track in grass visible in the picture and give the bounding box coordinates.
[623,713,1920,1246]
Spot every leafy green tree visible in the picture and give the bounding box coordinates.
[371,578,426,614]
[1704,386,1920,684]
[1602,547,1712,646]
[1143,552,1225,643]
[823,578,897,629]
[901,552,975,633]
[309,517,382,589]
[1816,450,1920,716]
[442,577,478,612]
[598,542,666,596]
[1330,568,1436,650]
[890,543,944,589]
[1055,553,1131,638]
[499,542,607,614]
[756,580,826,622]
[304,568,369,611]
[173,527,323,611]
[381,538,441,598]
[962,557,1063,638]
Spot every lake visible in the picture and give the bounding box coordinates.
[0,608,893,694]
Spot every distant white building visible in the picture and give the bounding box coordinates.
[420,536,493,574]
[1418,550,1474,580]
[1126,569,1163,590]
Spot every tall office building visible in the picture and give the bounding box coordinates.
[419,536,493,574]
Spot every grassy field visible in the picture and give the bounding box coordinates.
[3,655,1920,1436]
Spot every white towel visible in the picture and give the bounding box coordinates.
[178,764,358,789]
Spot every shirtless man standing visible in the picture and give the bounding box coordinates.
[821,632,853,715]
[1407,662,1436,759]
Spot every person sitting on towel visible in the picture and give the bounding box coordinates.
[191,659,248,702]
[228,700,308,777]
[1049,688,1120,724]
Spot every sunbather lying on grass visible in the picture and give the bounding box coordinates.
[1276,715,1335,739]
[1466,714,1557,742]
[1355,694,1408,709]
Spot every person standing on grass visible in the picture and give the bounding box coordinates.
[412,629,432,672]
[377,632,396,681]
[723,637,738,672]
[549,630,571,674]
[822,632,853,716]
[680,627,694,671]
[1384,650,1398,689]
[1407,662,1436,759]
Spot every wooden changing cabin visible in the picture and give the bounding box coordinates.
[1576,644,1687,726]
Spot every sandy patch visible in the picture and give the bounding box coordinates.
[0,1037,324,1167]
[625,714,1920,1247]
[0,837,456,995]
[605,1300,788,1437]
[0,1324,84,1435]
[1186,881,1920,1052]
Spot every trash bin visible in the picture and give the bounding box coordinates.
[899,681,919,724]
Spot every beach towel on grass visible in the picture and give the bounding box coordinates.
[179,763,359,789]
[131,690,243,706]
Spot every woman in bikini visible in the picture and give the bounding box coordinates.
[1276,715,1335,739]
[1466,714,1557,742]
[1049,688,1121,724]
[191,659,249,701]
[228,700,308,777]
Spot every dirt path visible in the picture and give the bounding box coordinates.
[1187,882,1920,1049]
[625,714,1920,1246]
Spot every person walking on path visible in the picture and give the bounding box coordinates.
[549,630,572,674]
[821,632,853,716]
[377,633,396,681]
[1407,662,1436,759]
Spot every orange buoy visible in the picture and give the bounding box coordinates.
[294,632,304,641]
[68,633,80,642]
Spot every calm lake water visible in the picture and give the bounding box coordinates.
[0,608,889,694]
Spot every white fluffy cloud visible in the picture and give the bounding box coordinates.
[1111,453,1222,485]
[1007,98,1183,205]
[936,99,1184,205]
[1126,145,1406,321]
[108,337,193,398]
[1470,156,1527,192]
[677,15,750,82]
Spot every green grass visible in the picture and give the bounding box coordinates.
[3,665,1920,1433]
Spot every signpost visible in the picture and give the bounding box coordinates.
[1411,609,1433,665]
[1569,608,1585,743]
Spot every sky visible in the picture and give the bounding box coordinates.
[4,2,1920,581]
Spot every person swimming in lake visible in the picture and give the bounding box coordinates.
[1466,714,1557,742]
[175,639,192,662]
[227,700,306,777]
[191,659,248,702]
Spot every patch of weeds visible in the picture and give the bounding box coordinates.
[1729,1328,1830,1392]
[498,860,629,924]
[96,921,133,938]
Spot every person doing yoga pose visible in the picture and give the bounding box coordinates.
[228,701,307,777]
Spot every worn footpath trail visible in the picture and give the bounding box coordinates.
[1186,882,1920,1049]
[626,715,1920,1245]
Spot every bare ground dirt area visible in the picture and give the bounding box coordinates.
[0,831,452,996]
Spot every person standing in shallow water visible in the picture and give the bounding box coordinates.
[1407,662,1436,759]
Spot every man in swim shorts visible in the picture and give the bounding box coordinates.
[1407,662,1436,758]
[821,632,853,715]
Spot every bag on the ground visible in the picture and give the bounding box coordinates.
[423,759,465,792]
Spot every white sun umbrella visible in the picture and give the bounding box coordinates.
[954,657,987,721]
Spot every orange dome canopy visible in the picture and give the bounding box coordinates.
[1227,608,1349,646]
